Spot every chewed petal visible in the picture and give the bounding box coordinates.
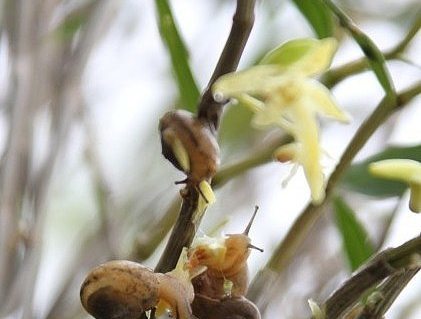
[293,37,338,76]
[302,79,350,122]
[212,65,284,99]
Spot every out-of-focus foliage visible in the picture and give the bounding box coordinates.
[155,0,200,111]
[333,196,375,271]
[291,0,334,38]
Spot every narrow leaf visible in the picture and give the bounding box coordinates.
[291,0,334,39]
[333,197,374,271]
[155,0,200,111]
[341,145,421,197]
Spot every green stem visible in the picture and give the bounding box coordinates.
[322,0,396,101]
[212,134,291,188]
[322,11,420,88]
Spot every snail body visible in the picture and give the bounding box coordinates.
[189,233,252,299]
[80,260,196,319]
[188,207,263,319]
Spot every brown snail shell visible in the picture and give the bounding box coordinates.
[159,110,220,184]
[80,260,159,319]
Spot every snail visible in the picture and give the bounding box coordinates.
[159,110,220,202]
[188,206,262,299]
[188,207,263,319]
[80,259,197,319]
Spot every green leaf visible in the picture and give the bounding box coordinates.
[333,197,374,271]
[341,145,421,197]
[291,0,334,39]
[155,0,200,111]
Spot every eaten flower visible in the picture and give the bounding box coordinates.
[213,38,349,204]
[369,159,421,213]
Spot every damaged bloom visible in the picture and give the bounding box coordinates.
[213,38,349,204]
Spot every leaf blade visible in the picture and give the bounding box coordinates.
[291,0,335,39]
[155,0,200,111]
[333,196,374,271]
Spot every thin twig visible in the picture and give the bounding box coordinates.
[354,269,419,319]
[154,0,256,274]
[322,10,421,88]
[322,0,396,102]
[247,82,421,303]
[198,0,256,131]
[322,235,421,318]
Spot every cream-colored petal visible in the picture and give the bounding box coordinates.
[212,65,284,99]
[236,94,265,113]
[301,79,350,122]
[292,37,338,76]
[198,180,216,205]
[293,102,325,204]
[370,159,421,213]
[308,299,325,319]
[369,159,421,184]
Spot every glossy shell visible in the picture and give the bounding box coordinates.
[159,110,220,183]
[80,260,159,319]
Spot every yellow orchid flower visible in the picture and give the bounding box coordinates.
[369,159,421,213]
[213,38,349,204]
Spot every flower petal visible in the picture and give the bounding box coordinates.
[292,102,325,203]
[293,37,338,76]
[212,65,284,99]
[369,159,421,184]
[301,79,350,122]
[260,37,338,76]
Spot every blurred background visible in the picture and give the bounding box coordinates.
[0,0,420,318]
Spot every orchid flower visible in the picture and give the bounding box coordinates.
[213,38,349,204]
[369,159,421,213]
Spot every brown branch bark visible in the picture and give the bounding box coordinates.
[154,0,256,274]
[323,235,421,318]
